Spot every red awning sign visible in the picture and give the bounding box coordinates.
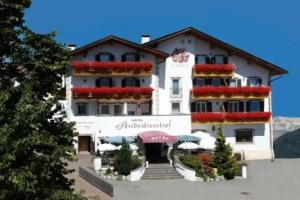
[138,131,177,143]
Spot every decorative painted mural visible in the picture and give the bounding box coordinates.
[171,48,189,63]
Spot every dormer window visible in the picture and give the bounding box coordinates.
[195,54,210,64]
[247,77,262,87]
[121,53,140,62]
[212,55,228,64]
[95,52,115,62]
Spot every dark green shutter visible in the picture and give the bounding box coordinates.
[246,101,251,112]
[121,79,126,87]
[205,56,210,64]
[247,79,250,86]
[95,78,100,87]
[258,78,262,86]
[207,102,212,112]
[239,101,244,112]
[223,102,228,112]
[237,79,242,87]
[195,55,198,64]
[109,54,115,61]
[121,54,126,62]
[193,78,196,86]
[135,78,140,87]
[223,56,228,64]
[260,100,264,112]
[191,102,196,112]
[95,54,100,61]
[135,54,140,61]
[205,79,212,86]
[109,78,113,87]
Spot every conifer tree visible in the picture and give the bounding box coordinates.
[113,140,133,176]
[0,1,86,199]
[212,126,238,180]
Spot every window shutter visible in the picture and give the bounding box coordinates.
[246,101,251,112]
[195,55,198,64]
[258,78,262,86]
[193,78,196,86]
[205,79,212,86]
[239,101,244,112]
[223,56,228,64]
[95,54,100,61]
[207,102,212,112]
[121,54,126,62]
[95,78,100,87]
[260,100,264,112]
[205,56,210,64]
[135,78,140,87]
[135,54,140,61]
[223,102,228,112]
[211,56,215,64]
[121,79,126,87]
[109,78,113,87]
[247,79,250,86]
[191,102,196,113]
[237,79,242,87]
[109,54,115,61]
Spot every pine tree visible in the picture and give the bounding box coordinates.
[212,126,238,180]
[0,1,86,199]
[113,141,133,176]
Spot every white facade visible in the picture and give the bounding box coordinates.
[66,28,286,160]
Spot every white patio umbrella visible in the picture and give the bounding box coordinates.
[116,144,138,151]
[98,143,118,151]
[197,133,216,149]
[178,142,200,150]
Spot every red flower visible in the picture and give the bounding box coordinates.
[71,61,152,71]
[191,112,271,122]
[71,87,153,95]
[193,86,271,96]
[194,64,235,73]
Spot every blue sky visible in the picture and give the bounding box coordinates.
[25,0,299,117]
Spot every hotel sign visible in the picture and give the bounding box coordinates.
[115,119,171,130]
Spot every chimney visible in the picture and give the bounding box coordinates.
[141,35,150,44]
[68,44,76,51]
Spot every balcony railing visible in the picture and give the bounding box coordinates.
[193,64,235,77]
[71,87,153,102]
[170,88,183,98]
[192,86,270,100]
[191,112,271,124]
[71,61,152,76]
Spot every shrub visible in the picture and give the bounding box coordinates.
[198,153,212,165]
[180,155,201,169]
[131,155,142,169]
[113,142,133,175]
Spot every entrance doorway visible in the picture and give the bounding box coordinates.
[145,143,168,163]
[78,136,91,152]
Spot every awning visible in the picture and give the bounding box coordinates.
[138,131,177,143]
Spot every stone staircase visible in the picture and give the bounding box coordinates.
[142,163,183,180]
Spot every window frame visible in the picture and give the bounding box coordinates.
[99,104,111,115]
[235,129,254,143]
[195,54,209,64]
[113,104,123,116]
[195,101,207,112]
[171,102,181,113]
[125,78,137,87]
[228,101,239,112]
[248,77,262,87]
[123,53,140,61]
[96,52,114,62]
[76,103,88,116]
[213,55,228,64]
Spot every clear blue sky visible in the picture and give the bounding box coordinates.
[25,0,299,117]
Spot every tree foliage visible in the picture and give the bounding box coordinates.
[0,1,85,199]
[113,141,133,176]
[212,126,237,180]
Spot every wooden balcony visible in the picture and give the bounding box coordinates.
[192,112,271,125]
[192,86,270,100]
[71,61,152,77]
[193,64,235,77]
[71,87,153,102]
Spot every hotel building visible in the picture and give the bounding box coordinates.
[66,27,287,160]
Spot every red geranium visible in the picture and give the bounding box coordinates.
[71,61,152,71]
[71,87,153,95]
[194,64,235,73]
[193,86,271,96]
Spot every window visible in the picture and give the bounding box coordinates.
[213,55,228,64]
[212,78,220,87]
[128,111,135,116]
[229,79,241,87]
[196,102,207,112]
[172,79,180,95]
[126,78,136,87]
[249,101,260,112]
[194,78,205,87]
[113,105,123,115]
[228,101,239,112]
[195,54,209,64]
[171,102,180,113]
[236,129,254,143]
[99,78,110,87]
[95,53,114,62]
[76,103,88,115]
[122,53,140,61]
[247,77,262,87]
[99,104,110,115]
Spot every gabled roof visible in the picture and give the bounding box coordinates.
[144,27,287,76]
[70,35,168,58]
